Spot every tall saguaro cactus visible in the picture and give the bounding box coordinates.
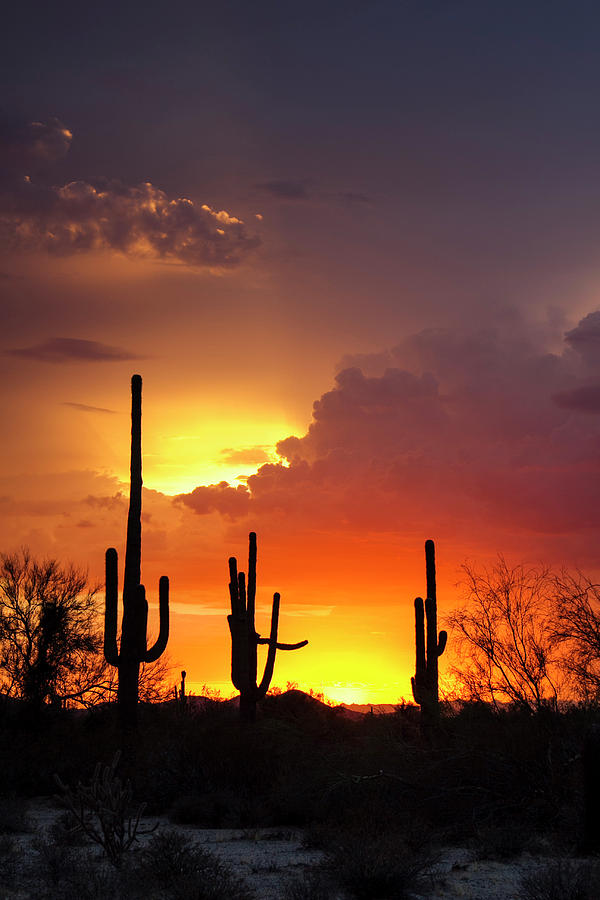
[411,539,447,722]
[104,375,170,729]
[228,532,307,722]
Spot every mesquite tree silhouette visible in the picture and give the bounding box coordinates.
[0,549,102,710]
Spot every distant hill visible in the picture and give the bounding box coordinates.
[178,690,407,719]
[341,702,402,715]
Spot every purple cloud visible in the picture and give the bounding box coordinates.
[0,114,260,268]
[553,383,600,413]
[8,337,138,363]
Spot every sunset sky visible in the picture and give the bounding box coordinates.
[3,1,600,704]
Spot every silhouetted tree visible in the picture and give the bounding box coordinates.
[0,549,104,708]
[0,549,171,711]
[552,570,600,704]
[446,557,563,712]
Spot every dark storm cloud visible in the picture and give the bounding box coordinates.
[177,311,600,536]
[175,482,251,519]
[564,312,600,367]
[62,402,117,414]
[552,384,600,413]
[0,115,260,268]
[7,337,137,363]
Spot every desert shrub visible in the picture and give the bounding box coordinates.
[324,826,436,900]
[282,867,338,900]
[31,833,77,894]
[29,834,121,900]
[519,858,600,900]
[132,828,255,900]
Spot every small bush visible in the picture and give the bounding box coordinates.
[30,832,124,900]
[325,827,435,900]
[31,833,76,892]
[283,867,338,900]
[519,859,600,900]
[133,828,255,900]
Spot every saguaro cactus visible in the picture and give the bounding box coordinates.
[228,532,307,722]
[104,375,169,729]
[411,539,447,722]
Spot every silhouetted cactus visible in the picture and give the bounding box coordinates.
[411,539,447,723]
[104,375,169,729]
[228,532,307,722]
[173,669,187,714]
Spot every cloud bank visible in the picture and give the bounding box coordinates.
[8,337,138,363]
[177,311,600,544]
[0,115,259,268]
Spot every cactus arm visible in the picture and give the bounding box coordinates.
[258,638,309,650]
[144,576,170,662]
[228,557,241,615]
[411,676,423,706]
[228,561,251,693]
[438,630,448,656]
[411,595,426,705]
[414,596,426,682]
[227,614,248,692]
[238,571,247,613]
[256,592,281,699]
[104,548,119,666]
[227,556,248,690]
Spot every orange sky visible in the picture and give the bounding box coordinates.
[4,4,600,704]
[2,345,600,704]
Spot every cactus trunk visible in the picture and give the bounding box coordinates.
[104,376,170,730]
[227,532,307,722]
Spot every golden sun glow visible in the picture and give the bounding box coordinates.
[120,415,294,495]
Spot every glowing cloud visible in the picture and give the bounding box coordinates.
[0,115,259,268]
[176,311,600,542]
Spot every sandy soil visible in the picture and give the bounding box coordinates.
[2,798,585,900]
